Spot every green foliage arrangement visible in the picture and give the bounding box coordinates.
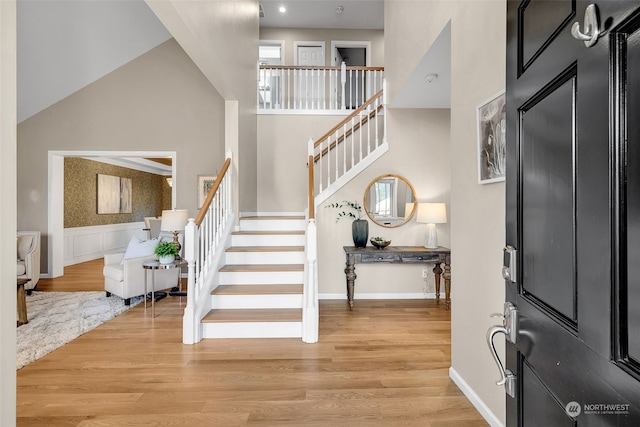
[154,241,179,257]
[325,200,365,222]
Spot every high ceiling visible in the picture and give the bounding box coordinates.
[259,0,383,30]
[17,0,449,173]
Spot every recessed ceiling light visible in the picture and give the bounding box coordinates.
[279,5,286,13]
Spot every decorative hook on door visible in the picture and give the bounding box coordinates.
[571,4,601,47]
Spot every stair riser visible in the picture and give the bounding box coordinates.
[225,252,305,265]
[231,234,305,247]
[212,294,303,309]
[202,322,303,339]
[239,219,306,232]
[219,271,304,285]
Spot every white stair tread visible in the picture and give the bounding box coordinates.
[219,264,304,272]
[213,284,303,295]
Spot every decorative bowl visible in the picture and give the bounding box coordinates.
[370,238,391,249]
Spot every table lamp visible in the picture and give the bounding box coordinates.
[416,203,447,249]
[160,209,189,253]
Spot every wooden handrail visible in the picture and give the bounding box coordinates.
[314,90,384,149]
[259,65,384,72]
[194,157,231,227]
[313,103,383,163]
[308,155,315,220]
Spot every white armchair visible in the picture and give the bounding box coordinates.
[103,252,180,305]
[17,231,40,294]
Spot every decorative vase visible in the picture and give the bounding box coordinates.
[352,219,369,248]
[158,254,174,264]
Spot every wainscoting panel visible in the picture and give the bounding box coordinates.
[63,222,146,266]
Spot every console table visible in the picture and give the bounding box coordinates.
[343,246,451,310]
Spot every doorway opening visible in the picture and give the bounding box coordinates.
[48,150,176,278]
[331,41,372,108]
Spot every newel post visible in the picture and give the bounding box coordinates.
[183,218,198,344]
[303,218,319,343]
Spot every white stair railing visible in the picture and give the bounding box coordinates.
[258,62,384,111]
[183,151,234,344]
[303,84,388,345]
[310,81,388,207]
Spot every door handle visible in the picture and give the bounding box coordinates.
[571,4,601,48]
[486,302,518,398]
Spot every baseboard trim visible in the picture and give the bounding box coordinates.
[449,367,504,427]
[319,293,437,300]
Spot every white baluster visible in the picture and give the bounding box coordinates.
[341,61,346,110]
[342,123,347,175]
[359,112,363,162]
[383,78,387,145]
[334,131,339,184]
[350,116,355,168]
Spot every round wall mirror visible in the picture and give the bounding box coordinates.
[363,174,417,228]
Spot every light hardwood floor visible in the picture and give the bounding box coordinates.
[17,260,488,426]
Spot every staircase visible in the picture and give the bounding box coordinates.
[201,215,306,339]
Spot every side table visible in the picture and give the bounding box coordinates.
[142,258,187,318]
[17,278,29,327]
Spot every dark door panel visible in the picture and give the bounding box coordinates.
[520,70,576,323]
[522,362,575,427]
[519,0,576,73]
[506,1,640,425]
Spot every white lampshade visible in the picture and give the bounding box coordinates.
[416,203,447,249]
[416,203,447,224]
[160,209,189,232]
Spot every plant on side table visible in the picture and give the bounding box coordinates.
[154,241,179,264]
[325,200,369,248]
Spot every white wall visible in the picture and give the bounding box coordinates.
[0,1,17,424]
[146,0,259,214]
[257,114,347,212]
[386,1,507,424]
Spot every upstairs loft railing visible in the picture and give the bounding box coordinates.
[258,62,384,111]
[183,152,233,344]
[309,85,388,207]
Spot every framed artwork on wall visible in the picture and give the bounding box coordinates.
[119,177,132,213]
[477,91,506,184]
[97,174,132,214]
[198,175,217,208]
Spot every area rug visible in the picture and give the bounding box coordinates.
[16,291,142,370]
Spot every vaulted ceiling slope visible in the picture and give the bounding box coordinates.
[17,0,171,123]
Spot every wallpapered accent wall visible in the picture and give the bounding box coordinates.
[64,158,171,228]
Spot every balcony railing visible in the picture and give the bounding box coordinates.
[258,62,384,112]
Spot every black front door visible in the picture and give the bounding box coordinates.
[505,1,640,425]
